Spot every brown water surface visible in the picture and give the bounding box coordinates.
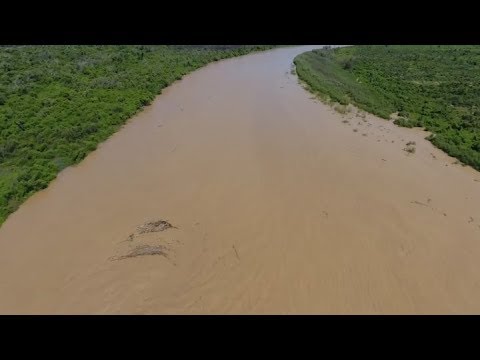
[1,46,480,314]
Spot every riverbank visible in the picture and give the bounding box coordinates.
[294,46,480,172]
[0,45,274,225]
[1,46,479,314]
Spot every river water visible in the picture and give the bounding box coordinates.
[1,46,480,313]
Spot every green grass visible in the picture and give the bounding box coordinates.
[294,45,480,170]
[0,45,274,225]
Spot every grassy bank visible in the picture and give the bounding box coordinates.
[0,45,274,225]
[294,45,480,171]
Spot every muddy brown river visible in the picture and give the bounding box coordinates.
[1,46,480,314]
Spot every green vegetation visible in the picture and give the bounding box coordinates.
[294,45,480,170]
[0,45,274,225]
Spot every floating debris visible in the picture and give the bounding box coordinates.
[233,245,240,261]
[411,200,429,207]
[111,245,168,261]
[404,145,416,154]
[137,220,176,234]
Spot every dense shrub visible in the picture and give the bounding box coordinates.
[0,45,274,225]
[294,45,480,171]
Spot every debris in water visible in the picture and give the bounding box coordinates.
[137,220,176,234]
[233,245,240,261]
[111,245,168,261]
[411,200,429,207]
[404,145,416,154]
